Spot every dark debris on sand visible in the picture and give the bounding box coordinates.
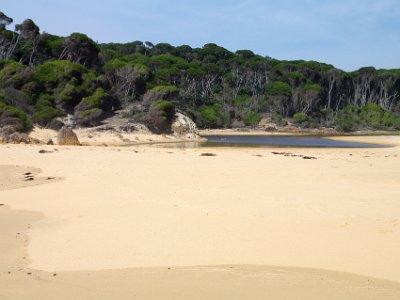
[201,153,217,157]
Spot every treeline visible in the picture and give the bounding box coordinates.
[1,11,400,134]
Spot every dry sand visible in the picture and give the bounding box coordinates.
[0,165,62,192]
[29,126,200,146]
[1,134,400,299]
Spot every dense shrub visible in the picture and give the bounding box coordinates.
[266,81,292,95]
[293,112,308,124]
[243,111,261,126]
[335,104,400,131]
[144,100,176,133]
[271,113,288,126]
[197,103,229,128]
[0,101,31,130]
[34,60,85,85]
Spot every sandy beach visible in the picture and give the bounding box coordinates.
[1,133,400,299]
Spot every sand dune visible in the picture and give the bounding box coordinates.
[1,136,400,299]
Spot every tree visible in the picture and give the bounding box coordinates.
[59,33,100,67]
[15,19,41,66]
[144,100,176,133]
[0,11,17,60]
[105,59,149,106]
[144,41,154,56]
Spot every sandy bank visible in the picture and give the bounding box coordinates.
[28,127,203,147]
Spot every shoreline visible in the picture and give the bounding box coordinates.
[199,128,400,137]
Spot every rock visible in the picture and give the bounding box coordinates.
[47,139,54,145]
[59,114,75,128]
[48,119,64,131]
[171,112,199,139]
[0,125,17,135]
[74,107,103,127]
[258,117,278,131]
[0,125,33,144]
[0,117,24,132]
[7,132,31,144]
[57,127,80,146]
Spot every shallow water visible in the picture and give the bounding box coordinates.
[202,135,385,148]
[149,135,387,149]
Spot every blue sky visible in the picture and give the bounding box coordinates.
[2,0,400,71]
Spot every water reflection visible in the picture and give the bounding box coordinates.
[146,135,386,149]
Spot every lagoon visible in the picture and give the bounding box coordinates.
[202,135,385,148]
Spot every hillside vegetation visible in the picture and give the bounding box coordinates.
[1,11,400,134]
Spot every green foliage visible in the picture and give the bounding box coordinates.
[335,104,400,131]
[150,85,179,93]
[150,100,176,123]
[103,58,128,72]
[31,94,63,125]
[197,103,229,128]
[32,106,63,125]
[303,83,321,93]
[56,81,85,104]
[79,108,102,118]
[1,11,400,133]
[243,111,261,126]
[0,61,25,87]
[144,100,176,133]
[266,81,292,95]
[82,88,109,108]
[236,50,255,59]
[376,69,400,76]
[34,60,85,84]
[233,95,250,108]
[0,101,31,130]
[335,105,361,131]
[360,103,400,129]
[271,113,288,126]
[293,112,308,124]
[272,60,334,73]
[283,72,305,82]
[74,88,109,125]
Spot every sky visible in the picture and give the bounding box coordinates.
[2,0,400,71]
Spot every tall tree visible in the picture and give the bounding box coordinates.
[59,33,100,67]
[0,11,17,60]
